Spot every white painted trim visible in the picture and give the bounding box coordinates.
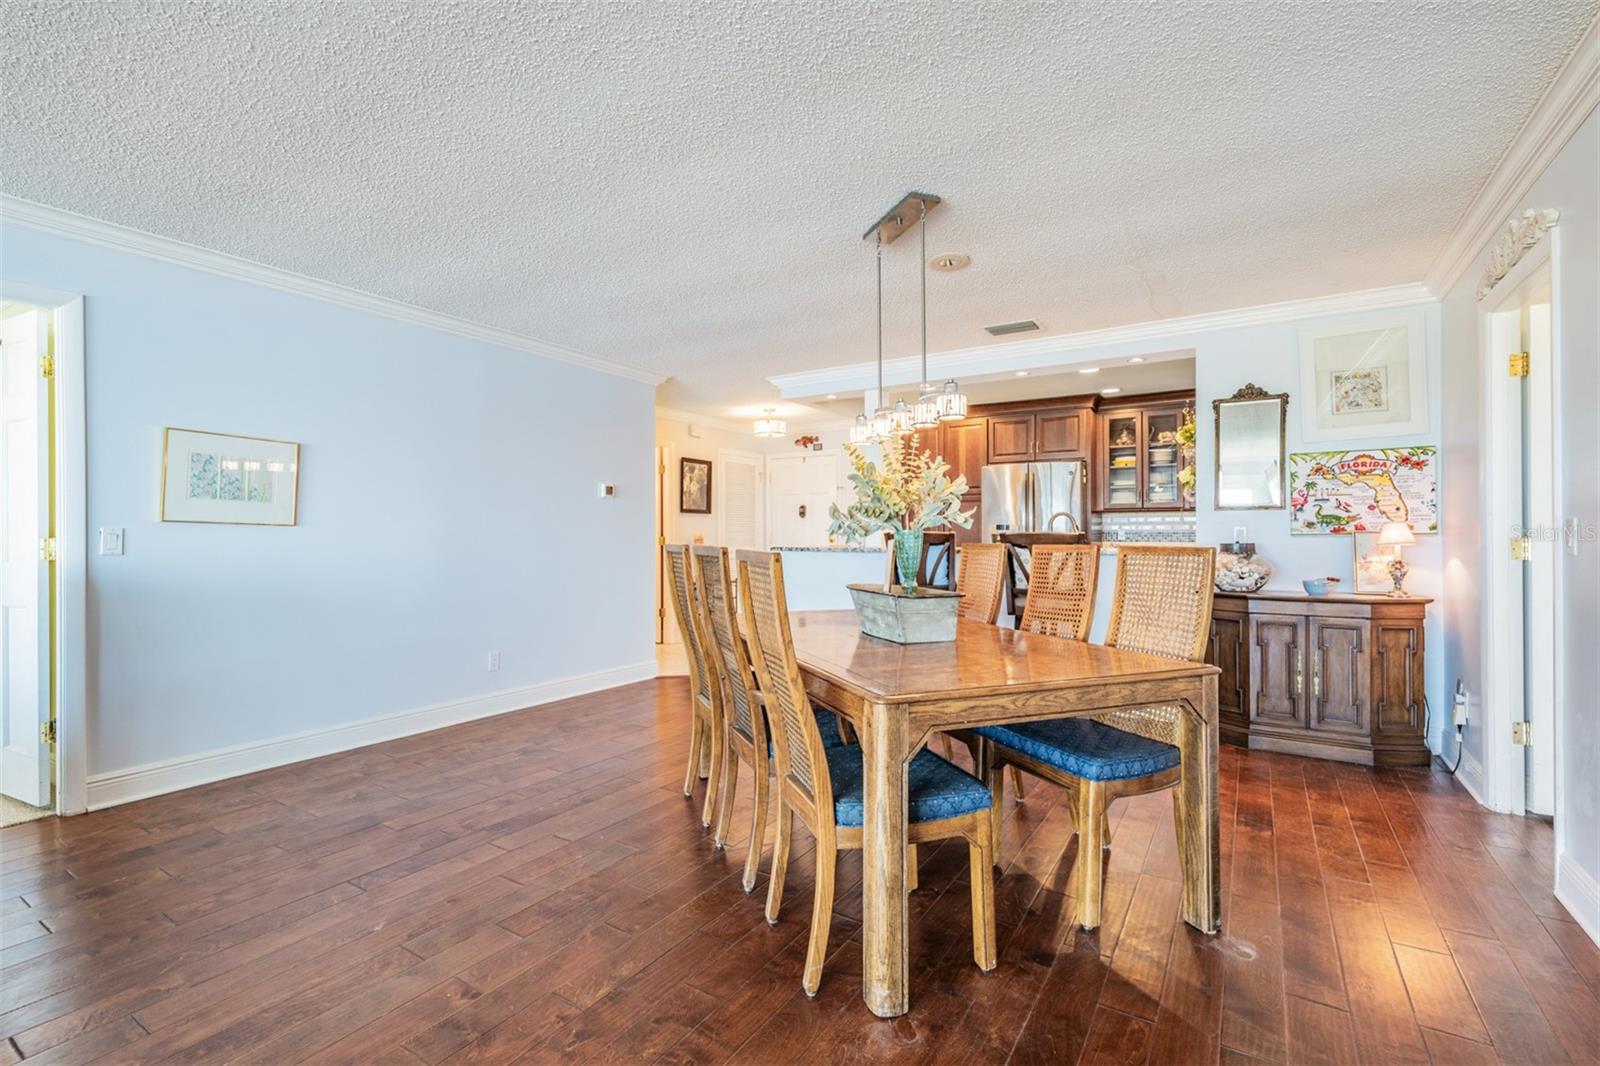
[655,406,753,436]
[1556,851,1600,948]
[1425,15,1600,295]
[1477,232,1558,816]
[0,194,665,386]
[85,662,656,810]
[0,282,88,816]
[1454,743,1486,808]
[769,283,1435,399]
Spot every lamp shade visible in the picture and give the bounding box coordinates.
[1377,521,1415,548]
[752,408,787,438]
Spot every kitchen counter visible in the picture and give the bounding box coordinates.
[771,544,886,553]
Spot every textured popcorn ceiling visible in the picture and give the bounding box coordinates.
[2,1,1595,416]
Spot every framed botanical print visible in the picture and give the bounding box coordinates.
[1298,310,1427,442]
[679,457,711,514]
[161,427,299,525]
[1352,532,1393,594]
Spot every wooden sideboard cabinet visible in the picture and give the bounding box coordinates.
[1208,591,1432,766]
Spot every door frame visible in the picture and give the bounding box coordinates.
[1478,231,1561,824]
[1,282,87,816]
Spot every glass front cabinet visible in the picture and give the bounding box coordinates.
[1096,399,1191,512]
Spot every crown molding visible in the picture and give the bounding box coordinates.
[769,282,1434,399]
[0,194,666,386]
[654,405,752,435]
[1424,14,1600,296]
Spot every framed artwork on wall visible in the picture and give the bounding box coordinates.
[160,427,299,525]
[1298,310,1427,442]
[1351,532,1394,594]
[1288,444,1437,535]
[679,457,712,514]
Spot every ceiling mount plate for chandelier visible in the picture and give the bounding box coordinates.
[862,192,941,244]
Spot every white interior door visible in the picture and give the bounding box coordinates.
[766,453,841,548]
[1,309,52,807]
[718,450,765,552]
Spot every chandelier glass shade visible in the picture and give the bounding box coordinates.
[936,379,969,421]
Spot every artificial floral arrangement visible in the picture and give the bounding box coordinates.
[827,434,973,591]
[1175,405,1198,498]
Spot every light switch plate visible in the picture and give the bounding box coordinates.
[99,527,124,555]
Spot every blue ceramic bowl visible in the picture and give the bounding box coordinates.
[1303,579,1330,596]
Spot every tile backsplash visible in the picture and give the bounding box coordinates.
[1090,513,1197,543]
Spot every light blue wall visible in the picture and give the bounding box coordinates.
[1,222,655,778]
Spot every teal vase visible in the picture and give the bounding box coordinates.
[893,529,923,592]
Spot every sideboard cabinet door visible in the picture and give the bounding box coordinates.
[1248,614,1305,727]
[1309,618,1371,735]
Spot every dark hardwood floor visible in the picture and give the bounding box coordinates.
[2,678,1596,1064]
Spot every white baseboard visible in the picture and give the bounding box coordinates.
[85,661,657,810]
[1556,851,1600,949]
[1454,743,1486,806]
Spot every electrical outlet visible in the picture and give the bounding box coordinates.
[487,651,501,672]
[1453,681,1469,726]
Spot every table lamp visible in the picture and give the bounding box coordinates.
[1378,521,1415,596]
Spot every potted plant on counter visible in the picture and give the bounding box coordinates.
[828,436,973,592]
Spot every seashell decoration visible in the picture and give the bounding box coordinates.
[1215,542,1272,593]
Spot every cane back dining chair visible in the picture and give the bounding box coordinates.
[737,549,999,996]
[663,544,724,828]
[941,543,1100,794]
[977,545,1215,928]
[692,545,847,892]
[954,542,1007,624]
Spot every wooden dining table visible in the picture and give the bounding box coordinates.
[789,609,1221,1019]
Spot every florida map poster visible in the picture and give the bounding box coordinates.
[1288,445,1438,534]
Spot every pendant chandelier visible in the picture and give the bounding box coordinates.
[850,192,967,447]
[752,407,787,438]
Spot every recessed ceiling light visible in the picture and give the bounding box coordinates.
[1100,387,1122,395]
[1078,367,1100,375]
[1014,371,1029,377]
[930,254,970,272]
[1128,357,1146,364]
[826,394,838,400]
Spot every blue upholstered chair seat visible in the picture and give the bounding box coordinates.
[826,746,992,827]
[764,707,849,757]
[975,718,1179,782]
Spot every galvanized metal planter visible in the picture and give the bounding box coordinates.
[847,583,962,644]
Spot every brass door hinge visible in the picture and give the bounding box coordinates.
[1510,535,1532,561]
[39,353,55,378]
[1509,352,1530,377]
[39,537,57,562]
[1512,720,1531,746]
[40,719,56,746]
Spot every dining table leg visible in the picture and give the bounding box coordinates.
[1176,672,1221,933]
[859,698,911,1018]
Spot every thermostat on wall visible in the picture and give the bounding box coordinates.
[597,483,616,498]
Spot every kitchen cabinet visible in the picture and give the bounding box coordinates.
[1095,397,1190,512]
[1209,591,1429,766]
[907,420,986,545]
[983,404,1093,465]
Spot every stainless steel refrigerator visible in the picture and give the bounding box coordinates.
[980,461,1087,537]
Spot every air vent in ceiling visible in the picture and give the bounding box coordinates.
[984,319,1040,337]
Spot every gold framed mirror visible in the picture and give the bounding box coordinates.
[1213,384,1288,510]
